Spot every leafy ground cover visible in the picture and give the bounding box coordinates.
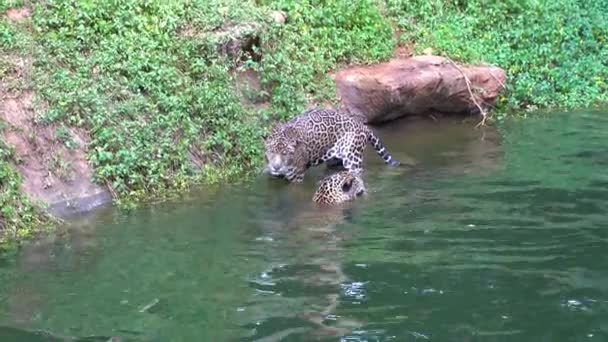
[1,0,606,241]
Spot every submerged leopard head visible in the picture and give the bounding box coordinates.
[263,125,308,181]
[313,171,366,205]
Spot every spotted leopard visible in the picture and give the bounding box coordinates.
[313,171,366,205]
[264,108,400,182]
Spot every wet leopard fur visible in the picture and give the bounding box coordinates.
[313,171,365,205]
[264,108,400,182]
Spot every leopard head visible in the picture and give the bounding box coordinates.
[313,171,366,205]
[263,125,307,180]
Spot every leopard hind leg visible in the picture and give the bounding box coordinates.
[334,139,364,173]
[325,157,344,170]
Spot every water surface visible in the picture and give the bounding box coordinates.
[1,111,607,341]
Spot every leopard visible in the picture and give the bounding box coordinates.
[263,108,400,182]
[257,172,366,339]
[313,170,366,205]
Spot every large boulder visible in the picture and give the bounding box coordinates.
[333,56,506,124]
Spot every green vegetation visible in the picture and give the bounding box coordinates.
[1,1,54,244]
[386,0,608,114]
[1,0,607,242]
[259,0,394,117]
[28,0,394,201]
[0,141,55,246]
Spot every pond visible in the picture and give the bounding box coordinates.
[1,111,607,342]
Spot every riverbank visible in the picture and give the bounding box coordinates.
[1,0,606,244]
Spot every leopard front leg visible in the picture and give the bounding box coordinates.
[290,174,305,183]
[285,171,304,183]
[307,157,325,168]
[285,165,307,183]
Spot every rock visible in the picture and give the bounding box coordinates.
[270,10,287,24]
[422,47,434,55]
[212,22,261,60]
[333,56,506,124]
[5,7,31,22]
[179,22,262,61]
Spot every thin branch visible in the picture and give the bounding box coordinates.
[442,55,488,127]
[489,71,506,91]
[104,179,118,200]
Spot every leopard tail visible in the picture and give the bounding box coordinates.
[367,129,400,167]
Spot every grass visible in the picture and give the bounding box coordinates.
[1,0,607,242]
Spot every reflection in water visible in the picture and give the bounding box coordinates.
[245,203,364,341]
[2,112,608,341]
[7,213,104,329]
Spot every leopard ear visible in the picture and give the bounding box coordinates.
[271,123,284,133]
[263,124,281,141]
[281,126,301,142]
[342,177,353,192]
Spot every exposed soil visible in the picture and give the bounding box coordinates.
[5,7,31,22]
[1,8,110,217]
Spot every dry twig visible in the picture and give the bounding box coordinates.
[104,179,118,199]
[443,55,488,127]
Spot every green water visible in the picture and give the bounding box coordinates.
[1,111,608,342]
